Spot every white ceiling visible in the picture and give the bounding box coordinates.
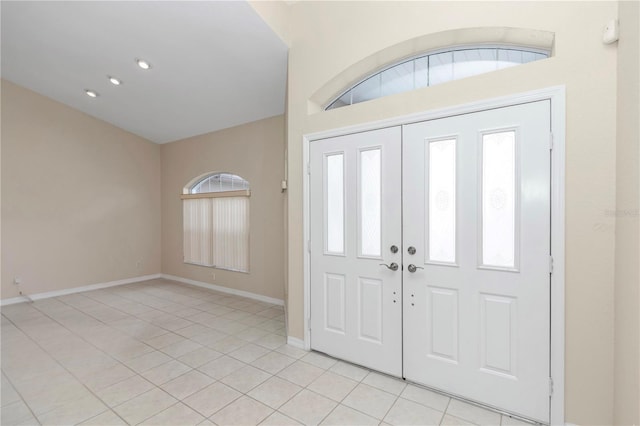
[1,1,288,144]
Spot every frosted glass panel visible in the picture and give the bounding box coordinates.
[428,139,456,263]
[360,149,381,257]
[482,131,516,268]
[326,154,344,254]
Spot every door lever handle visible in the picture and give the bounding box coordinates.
[407,264,424,273]
[379,262,399,271]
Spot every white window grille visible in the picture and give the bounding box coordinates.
[326,46,549,110]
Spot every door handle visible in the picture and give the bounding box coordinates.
[379,262,399,271]
[407,264,424,273]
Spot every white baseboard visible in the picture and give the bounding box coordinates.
[286,336,306,349]
[0,273,162,306]
[160,274,284,306]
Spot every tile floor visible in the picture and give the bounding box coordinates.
[1,279,534,425]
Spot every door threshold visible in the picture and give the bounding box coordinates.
[310,349,547,426]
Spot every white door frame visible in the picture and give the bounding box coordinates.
[301,86,565,425]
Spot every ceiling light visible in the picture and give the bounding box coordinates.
[85,89,98,98]
[136,59,151,70]
[108,76,122,85]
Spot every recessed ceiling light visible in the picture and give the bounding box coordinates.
[136,59,151,70]
[85,89,98,98]
[108,76,122,85]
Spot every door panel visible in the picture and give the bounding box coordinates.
[310,127,402,376]
[402,101,551,422]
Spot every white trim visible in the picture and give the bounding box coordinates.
[286,336,306,349]
[0,274,162,306]
[161,274,284,306]
[303,86,565,425]
[303,133,312,350]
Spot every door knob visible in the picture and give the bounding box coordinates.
[379,262,399,271]
[407,264,424,273]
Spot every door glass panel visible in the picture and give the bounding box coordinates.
[482,131,517,268]
[326,153,344,254]
[428,139,457,263]
[360,148,381,257]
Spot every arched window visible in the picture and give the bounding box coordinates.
[182,172,250,272]
[326,46,549,110]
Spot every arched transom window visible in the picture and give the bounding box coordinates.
[326,46,549,110]
[182,172,250,272]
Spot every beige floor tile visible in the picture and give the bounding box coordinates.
[260,411,303,425]
[236,327,270,342]
[210,395,273,426]
[144,332,186,349]
[95,374,155,407]
[277,360,325,387]
[113,388,177,425]
[125,350,173,373]
[140,402,206,425]
[254,334,287,350]
[248,376,302,409]
[190,330,228,347]
[401,384,450,412]
[362,371,406,395]
[445,400,501,426]
[198,355,246,379]
[183,382,242,417]
[320,404,379,425]
[342,383,397,420]
[384,397,444,425]
[300,352,338,370]
[174,324,213,339]
[274,344,308,359]
[24,381,93,415]
[1,375,21,407]
[142,359,192,385]
[228,343,271,363]
[82,363,136,392]
[160,339,204,358]
[161,370,215,400]
[279,389,337,425]
[328,361,369,382]
[440,414,477,425]
[178,347,223,368]
[1,400,34,425]
[37,394,108,426]
[308,371,359,402]
[79,409,128,425]
[220,365,271,393]
[209,336,248,353]
[252,351,296,375]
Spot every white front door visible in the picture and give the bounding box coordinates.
[309,127,403,376]
[402,101,551,422]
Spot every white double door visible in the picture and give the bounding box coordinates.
[309,101,551,422]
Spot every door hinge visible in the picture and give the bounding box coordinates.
[307,162,311,175]
[549,132,554,151]
[549,255,554,274]
[549,377,554,396]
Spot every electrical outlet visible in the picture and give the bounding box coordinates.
[13,277,21,286]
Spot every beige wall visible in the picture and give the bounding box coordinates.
[161,115,285,301]
[614,1,640,424]
[284,2,619,424]
[1,80,161,299]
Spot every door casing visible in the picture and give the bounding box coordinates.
[300,86,566,425]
